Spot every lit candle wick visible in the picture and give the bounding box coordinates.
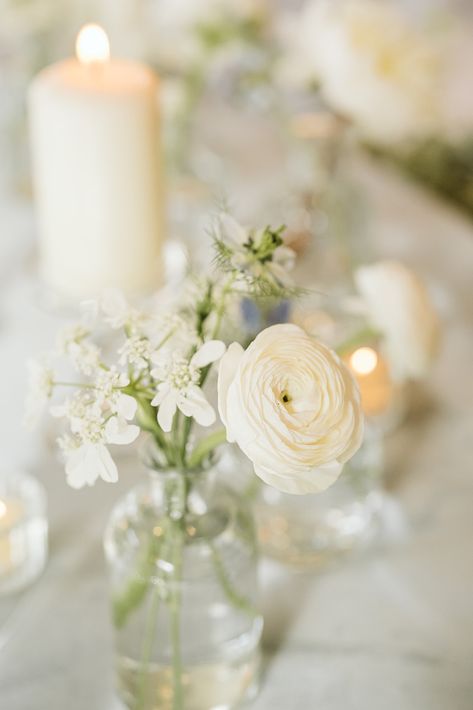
[76,24,110,65]
[350,347,378,376]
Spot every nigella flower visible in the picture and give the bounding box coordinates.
[216,213,295,289]
[151,340,226,432]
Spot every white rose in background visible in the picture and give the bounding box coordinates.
[355,261,440,382]
[293,0,444,145]
[218,324,363,495]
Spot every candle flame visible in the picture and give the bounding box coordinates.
[76,24,110,65]
[0,500,7,519]
[350,347,378,376]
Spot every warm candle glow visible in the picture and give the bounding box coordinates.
[350,347,378,376]
[0,500,6,519]
[76,24,110,65]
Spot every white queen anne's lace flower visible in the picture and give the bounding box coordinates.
[218,324,363,495]
[151,340,226,432]
[51,377,139,489]
[57,324,101,376]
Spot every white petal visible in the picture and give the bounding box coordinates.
[64,443,119,489]
[116,394,137,420]
[105,416,140,445]
[177,386,216,427]
[96,444,119,483]
[157,392,177,432]
[217,342,244,438]
[151,382,171,407]
[190,340,226,369]
[218,213,248,246]
[253,459,343,495]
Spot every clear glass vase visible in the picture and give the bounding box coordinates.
[104,465,262,710]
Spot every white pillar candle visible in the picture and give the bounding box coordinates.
[29,24,164,301]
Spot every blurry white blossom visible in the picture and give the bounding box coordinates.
[355,260,440,381]
[289,0,444,145]
[24,358,55,428]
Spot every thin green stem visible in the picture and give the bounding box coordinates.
[134,580,161,710]
[187,429,227,470]
[209,541,257,618]
[169,523,184,710]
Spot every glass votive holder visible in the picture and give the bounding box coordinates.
[0,471,48,596]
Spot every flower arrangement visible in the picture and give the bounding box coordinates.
[27,213,366,709]
[27,213,363,494]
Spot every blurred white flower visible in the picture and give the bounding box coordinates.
[355,260,440,381]
[151,340,226,432]
[293,0,443,145]
[56,324,101,376]
[64,442,118,490]
[24,358,55,428]
[53,386,138,488]
[100,289,145,333]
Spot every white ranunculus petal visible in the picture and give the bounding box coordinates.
[157,392,178,432]
[191,340,226,369]
[254,459,344,495]
[217,342,244,439]
[217,324,363,495]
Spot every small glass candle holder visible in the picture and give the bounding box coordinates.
[0,471,48,596]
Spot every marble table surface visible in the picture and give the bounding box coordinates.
[0,157,472,710]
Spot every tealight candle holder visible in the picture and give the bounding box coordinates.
[0,471,48,596]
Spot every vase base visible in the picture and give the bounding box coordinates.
[117,645,261,710]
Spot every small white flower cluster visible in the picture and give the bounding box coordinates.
[25,287,229,489]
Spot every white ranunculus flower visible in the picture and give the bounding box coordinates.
[218,324,363,495]
[296,0,443,145]
[355,260,440,382]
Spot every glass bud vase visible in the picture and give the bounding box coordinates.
[104,466,262,710]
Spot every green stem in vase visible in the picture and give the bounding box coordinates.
[169,521,184,710]
[134,578,162,710]
[209,542,258,618]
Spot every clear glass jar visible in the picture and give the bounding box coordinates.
[104,466,262,710]
[0,470,48,596]
[254,427,387,567]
